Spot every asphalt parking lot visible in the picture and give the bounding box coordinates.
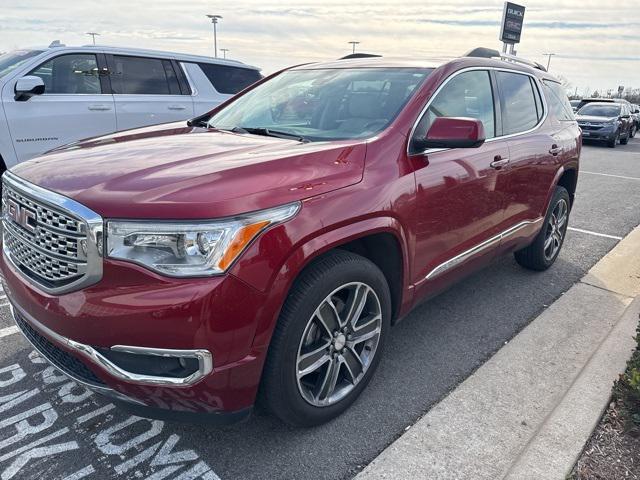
[0,138,639,480]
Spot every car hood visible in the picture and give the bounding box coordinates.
[575,115,617,123]
[11,122,366,219]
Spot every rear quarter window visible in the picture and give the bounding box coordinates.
[196,63,262,94]
[543,80,575,121]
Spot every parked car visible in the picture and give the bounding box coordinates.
[576,102,633,147]
[630,104,640,138]
[2,49,580,427]
[0,42,261,171]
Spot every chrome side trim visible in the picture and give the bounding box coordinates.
[10,301,213,387]
[2,171,104,295]
[408,66,549,156]
[425,218,543,280]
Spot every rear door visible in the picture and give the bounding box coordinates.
[494,70,559,250]
[3,52,116,162]
[106,54,194,131]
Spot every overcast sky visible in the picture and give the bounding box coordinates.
[1,0,639,95]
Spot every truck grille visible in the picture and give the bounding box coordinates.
[2,173,103,294]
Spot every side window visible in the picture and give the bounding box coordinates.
[196,63,262,94]
[496,71,539,134]
[412,70,495,151]
[29,54,101,94]
[542,79,575,121]
[111,56,180,95]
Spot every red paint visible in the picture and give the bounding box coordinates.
[2,56,580,417]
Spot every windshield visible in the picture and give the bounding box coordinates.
[0,50,43,79]
[578,104,621,117]
[208,68,432,141]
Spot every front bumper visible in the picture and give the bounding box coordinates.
[579,125,616,141]
[1,251,274,421]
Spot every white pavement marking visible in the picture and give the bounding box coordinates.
[0,326,19,339]
[581,171,640,181]
[567,227,623,241]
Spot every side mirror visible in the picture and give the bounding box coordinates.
[14,76,45,101]
[414,117,486,151]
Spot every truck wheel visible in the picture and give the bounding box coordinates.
[514,186,570,271]
[260,250,391,427]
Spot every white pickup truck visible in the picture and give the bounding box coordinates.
[0,42,261,172]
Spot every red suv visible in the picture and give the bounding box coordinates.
[1,50,580,427]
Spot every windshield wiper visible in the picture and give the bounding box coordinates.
[238,127,310,143]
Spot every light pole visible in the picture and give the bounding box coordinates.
[220,48,229,59]
[348,41,360,54]
[543,53,556,70]
[86,32,100,45]
[206,15,223,58]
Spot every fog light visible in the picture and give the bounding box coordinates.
[97,348,201,379]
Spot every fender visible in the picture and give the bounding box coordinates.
[542,162,579,217]
[248,214,413,350]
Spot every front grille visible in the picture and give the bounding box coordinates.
[15,313,105,386]
[1,174,102,293]
[578,123,604,131]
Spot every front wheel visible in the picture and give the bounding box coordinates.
[631,124,637,138]
[607,131,619,148]
[260,250,391,427]
[514,186,570,271]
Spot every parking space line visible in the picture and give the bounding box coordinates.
[581,171,640,181]
[567,227,623,241]
[0,325,19,339]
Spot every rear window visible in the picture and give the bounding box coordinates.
[496,71,540,135]
[543,80,575,121]
[196,63,262,94]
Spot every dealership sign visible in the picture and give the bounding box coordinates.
[499,2,526,44]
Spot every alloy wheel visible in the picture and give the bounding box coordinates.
[296,282,382,407]
[543,198,568,261]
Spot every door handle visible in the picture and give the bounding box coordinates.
[490,156,509,169]
[168,105,187,111]
[549,144,563,156]
[88,104,112,111]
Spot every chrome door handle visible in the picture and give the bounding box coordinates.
[549,145,563,156]
[490,156,509,169]
[168,105,187,111]
[88,104,111,111]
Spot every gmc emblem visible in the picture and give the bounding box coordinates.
[7,199,37,234]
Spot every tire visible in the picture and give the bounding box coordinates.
[607,131,619,148]
[620,130,629,145]
[260,250,391,427]
[514,186,570,271]
[631,125,637,138]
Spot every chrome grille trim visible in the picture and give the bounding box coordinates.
[2,171,103,294]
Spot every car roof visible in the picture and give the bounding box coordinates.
[26,44,260,71]
[292,56,554,80]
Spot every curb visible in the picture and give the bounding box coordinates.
[356,225,640,480]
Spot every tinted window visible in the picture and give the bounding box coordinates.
[197,63,262,94]
[577,104,621,117]
[542,80,574,121]
[29,54,101,94]
[208,68,430,141]
[111,56,180,95]
[0,49,43,78]
[496,71,539,134]
[413,70,495,149]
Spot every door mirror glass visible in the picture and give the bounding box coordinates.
[415,117,486,150]
[14,75,45,101]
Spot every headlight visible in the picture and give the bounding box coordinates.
[106,202,300,277]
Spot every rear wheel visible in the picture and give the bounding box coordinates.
[514,186,570,271]
[260,250,391,427]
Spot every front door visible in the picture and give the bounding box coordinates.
[3,52,116,162]
[408,69,509,298]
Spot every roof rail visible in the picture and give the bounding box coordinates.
[464,47,547,72]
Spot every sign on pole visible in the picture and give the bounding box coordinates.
[500,2,526,44]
